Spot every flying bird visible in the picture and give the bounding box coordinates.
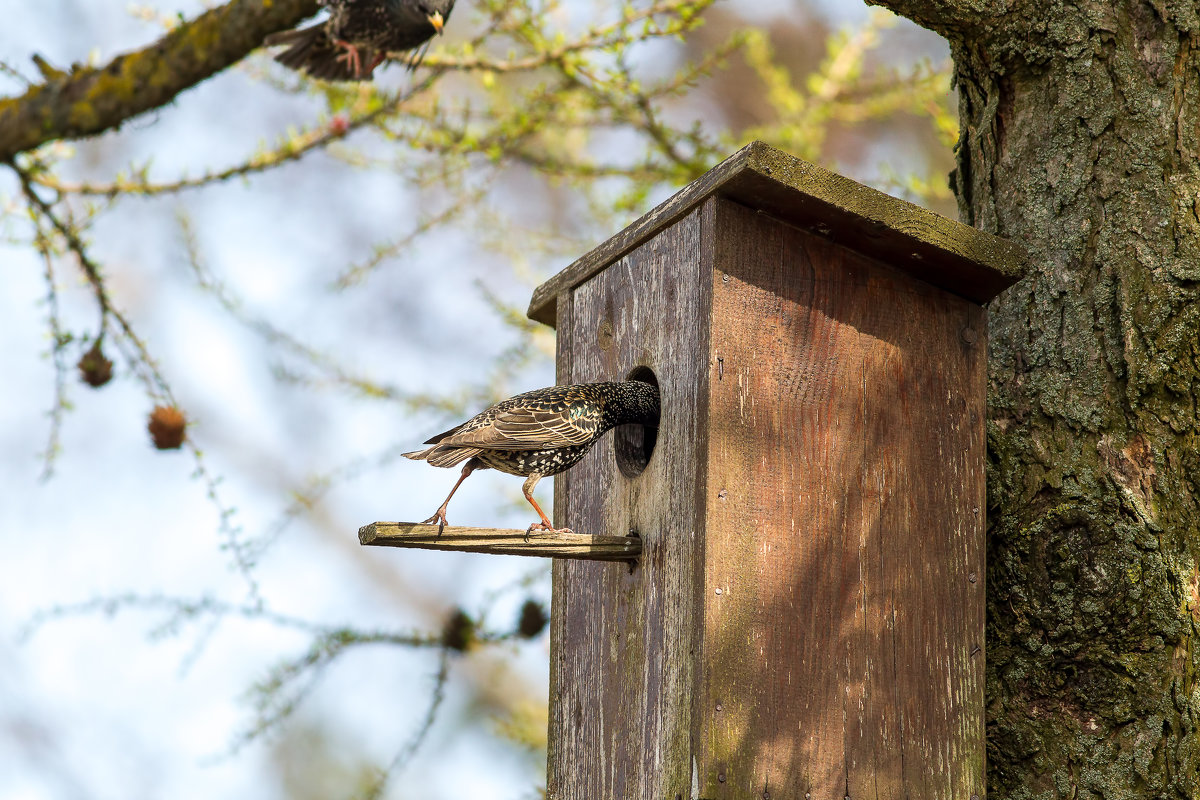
[265,0,455,82]
[403,381,661,533]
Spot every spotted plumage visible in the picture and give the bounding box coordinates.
[403,381,661,533]
[264,0,454,82]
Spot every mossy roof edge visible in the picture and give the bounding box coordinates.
[527,140,1028,327]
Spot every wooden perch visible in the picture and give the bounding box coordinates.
[358,522,641,561]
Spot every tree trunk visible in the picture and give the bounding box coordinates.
[870,1,1200,795]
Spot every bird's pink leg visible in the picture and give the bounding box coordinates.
[364,52,385,74]
[332,39,365,77]
[421,461,477,535]
[522,475,572,535]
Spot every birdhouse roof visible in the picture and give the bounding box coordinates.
[527,140,1026,327]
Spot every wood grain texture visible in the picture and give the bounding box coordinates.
[547,205,711,800]
[528,140,1026,326]
[696,198,986,798]
[358,522,640,560]
[544,193,990,799]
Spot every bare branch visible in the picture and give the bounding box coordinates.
[31,218,70,480]
[0,0,319,162]
[360,651,452,800]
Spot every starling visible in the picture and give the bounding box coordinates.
[264,0,455,82]
[403,381,660,533]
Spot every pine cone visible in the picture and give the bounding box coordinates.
[517,599,548,639]
[442,608,475,652]
[77,341,113,388]
[147,405,187,450]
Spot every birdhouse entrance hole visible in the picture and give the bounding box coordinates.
[614,366,658,478]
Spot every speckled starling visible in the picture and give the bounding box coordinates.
[264,0,455,82]
[403,381,660,533]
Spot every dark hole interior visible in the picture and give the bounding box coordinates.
[615,366,659,479]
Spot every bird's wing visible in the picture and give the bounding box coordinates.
[436,405,598,450]
[422,422,467,445]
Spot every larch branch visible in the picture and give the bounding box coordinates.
[0,0,319,162]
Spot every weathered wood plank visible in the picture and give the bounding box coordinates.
[359,522,640,561]
[546,287,576,798]
[528,140,1026,326]
[547,204,710,800]
[696,198,986,798]
[552,289,576,537]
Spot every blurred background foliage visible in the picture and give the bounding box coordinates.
[1,1,953,797]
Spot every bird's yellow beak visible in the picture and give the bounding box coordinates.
[427,11,445,35]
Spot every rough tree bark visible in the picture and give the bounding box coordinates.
[869,0,1200,796]
[0,0,317,163]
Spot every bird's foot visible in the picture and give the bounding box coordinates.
[420,510,448,536]
[333,39,365,77]
[524,522,573,542]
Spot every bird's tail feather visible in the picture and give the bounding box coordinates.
[264,23,370,82]
[263,26,316,47]
[403,446,481,468]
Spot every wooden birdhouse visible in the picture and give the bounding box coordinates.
[527,141,1023,799]
[361,140,1024,798]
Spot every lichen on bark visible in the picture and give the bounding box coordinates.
[871,0,1200,795]
[0,0,319,162]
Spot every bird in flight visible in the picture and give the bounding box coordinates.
[404,381,661,534]
[265,0,455,82]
